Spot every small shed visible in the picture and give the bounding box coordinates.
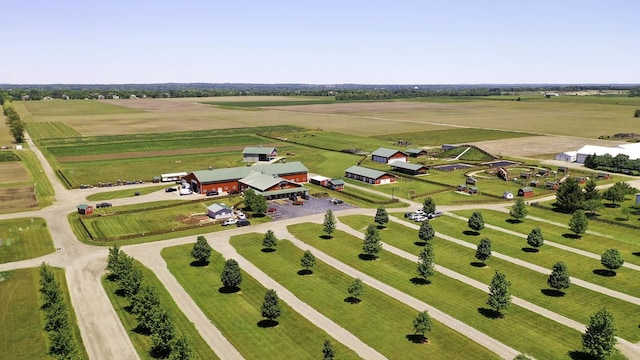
[520,172,531,179]
[468,187,478,195]
[574,176,586,184]
[457,184,467,192]
[557,166,569,174]
[503,191,514,200]
[466,176,477,186]
[518,187,534,198]
[77,204,94,215]
[406,148,428,157]
[328,179,345,191]
[207,203,233,220]
[309,175,330,187]
[529,180,539,187]
[597,172,610,180]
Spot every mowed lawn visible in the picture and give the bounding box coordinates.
[287,223,593,359]
[230,233,500,359]
[161,245,359,359]
[0,218,55,263]
[340,214,640,342]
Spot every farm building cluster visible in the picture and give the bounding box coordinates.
[555,143,640,163]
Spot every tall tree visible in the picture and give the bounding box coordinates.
[583,179,600,201]
[374,206,389,228]
[568,209,589,237]
[322,339,335,360]
[475,238,492,265]
[412,310,433,343]
[169,336,194,360]
[260,289,281,324]
[300,250,316,274]
[416,243,436,283]
[582,308,617,359]
[262,230,277,250]
[191,235,211,264]
[468,212,485,233]
[526,227,544,250]
[509,199,528,222]
[347,278,364,303]
[150,305,176,357]
[417,219,435,244]
[220,259,242,289]
[243,189,257,210]
[603,183,626,206]
[486,270,512,317]
[555,178,584,213]
[601,248,624,274]
[362,224,382,259]
[422,197,436,215]
[323,210,336,238]
[9,120,25,143]
[547,262,571,293]
[252,195,268,214]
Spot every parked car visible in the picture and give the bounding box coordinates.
[206,190,219,196]
[228,189,240,195]
[415,209,426,215]
[165,187,177,192]
[413,215,428,222]
[96,202,112,209]
[236,219,251,227]
[293,200,304,206]
[428,211,443,219]
[134,192,141,196]
[404,212,413,218]
[267,207,277,213]
[301,193,310,200]
[222,218,238,226]
[237,213,246,220]
[330,198,343,205]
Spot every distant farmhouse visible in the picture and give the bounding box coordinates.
[371,147,408,164]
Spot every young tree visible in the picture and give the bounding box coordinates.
[422,197,436,215]
[412,310,433,343]
[583,179,600,201]
[526,227,544,250]
[417,219,435,244]
[252,195,268,214]
[509,199,528,222]
[119,265,144,298]
[601,248,624,274]
[300,250,316,274]
[169,336,194,360]
[260,289,281,324]
[416,243,436,283]
[131,284,160,317]
[322,339,335,360]
[220,259,242,289]
[107,245,123,279]
[323,209,336,238]
[262,230,277,250]
[555,178,584,213]
[191,235,211,264]
[568,209,589,237]
[362,224,382,259]
[243,189,257,210]
[468,211,485,233]
[582,198,604,216]
[475,238,492,265]
[347,278,364,303]
[603,183,626,206]
[547,261,571,293]
[374,206,389,228]
[150,305,176,357]
[582,308,617,359]
[487,270,512,317]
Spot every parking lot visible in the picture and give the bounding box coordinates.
[267,196,356,220]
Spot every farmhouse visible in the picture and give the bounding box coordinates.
[390,162,428,175]
[207,203,233,220]
[555,151,577,162]
[242,146,278,162]
[345,165,396,185]
[183,161,308,195]
[518,187,534,198]
[406,148,428,157]
[371,147,408,164]
[77,204,94,215]
[327,179,345,191]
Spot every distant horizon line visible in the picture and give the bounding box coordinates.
[1,82,639,87]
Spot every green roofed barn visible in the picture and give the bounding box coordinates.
[371,147,408,164]
[345,165,396,185]
[243,146,278,162]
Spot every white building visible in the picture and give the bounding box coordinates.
[555,151,577,162]
[575,143,640,163]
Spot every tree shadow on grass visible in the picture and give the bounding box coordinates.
[522,247,539,253]
[297,269,313,276]
[257,319,279,328]
[562,233,582,239]
[414,241,427,246]
[376,225,387,230]
[410,277,431,285]
[358,253,377,261]
[190,260,209,267]
[477,307,503,319]
[593,269,617,277]
[463,230,481,236]
[344,296,361,304]
[261,248,276,253]
[253,213,267,218]
[541,289,566,297]
[405,334,427,344]
[319,235,333,240]
[633,252,640,257]
[114,288,127,297]
[568,350,599,360]
[604,203,620,208]
[506,219,523,224]
[218,286,241,294]
[133,324,151,336]
[470,262,487,268]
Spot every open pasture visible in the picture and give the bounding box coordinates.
[0,217,54,263]
[373,128,534,147]
[0,162,29,183]
[24,122,81,140]
[21,99,142,116]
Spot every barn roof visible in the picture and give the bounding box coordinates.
[371,147,406,158]
[240,171,293,191]
[345,165,391,179]
[390,162,428,171]
[207,203,231,213]
[243,146,277,155]
[406,148,427,155]
[520,187,534,192]
[190,162,307,184]
[329,179,345,185]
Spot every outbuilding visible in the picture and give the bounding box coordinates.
[503,191,514,200]
[77,204,94,215]
[390,162,428,175]
[555,151,577,162]
[406,148,428,157]
[518,187,534,197]
[242,147,278,162]
[161,172,187,182]
[328,179,345,191]
[207,203,233,220]
[309,175,330,187]
[345,165,396,185]
[371,147,408,164]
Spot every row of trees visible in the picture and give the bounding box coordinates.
[584,153,640,175]
[556,178,637,215]
[39,263,82,359]
[107,246,193,359]
[1,93,25,143]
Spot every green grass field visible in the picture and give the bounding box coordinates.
[14,149,55,208]
[0,218,55,263]
[86,185,169,201]
[161,244,360,359]
[102,259,218,360]
[340,214,640,342]
[231,233,500,359]
[25,122,81,140]
[22,99,143,116]
[373,128,535,146]
[287,223,604,359]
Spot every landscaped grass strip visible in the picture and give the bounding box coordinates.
[161,245,359,360]
[288,223,592,359]
[231,233,500,360]
[0,218,55,263]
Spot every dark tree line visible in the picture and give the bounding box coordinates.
[583,153,640,175]
[1,94,25,143]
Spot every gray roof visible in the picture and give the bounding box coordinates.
[257,186,308,197]
[406,148,427,154]
[390,162,427,171]
[191,161,307,184]
[329,179,345,185]
[371,147,407,158]
[243,146,277,155]
[240,171,291,191]
[345,165,391,179]
[207,203,231,213]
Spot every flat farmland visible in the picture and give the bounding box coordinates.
[0,162,29,183]
[24,122,81,140]
[21,99,142,116]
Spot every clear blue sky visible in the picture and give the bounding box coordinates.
[3,1,639,84]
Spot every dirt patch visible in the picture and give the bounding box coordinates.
[0,186,38,211]
[0,162,29,183]
[465,136,627,158]
[98,99,216,113]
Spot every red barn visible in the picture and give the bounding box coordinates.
[345,165,396,185]
[371,147,408,164]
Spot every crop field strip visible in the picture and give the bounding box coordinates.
[287,223,592,359]
[230,233,500,359]
[340,215,640,342]
[21,99,144,116]
[161,245,360,359]
[24,122,81,140]
[0,162,29,183]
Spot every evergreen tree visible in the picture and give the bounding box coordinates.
[601,248,624,274]
[362,224,382,259]
[322,339,335,360]
[509,199,528,222]
[555,178,584,213]
[220,259,242,289]
[568,209,589,237]
[583,179,600,201]
[191,235,211,264]
[261,289,281,324]
[547,262,571,293]
[486,270,512,317]
[422,197,436,215]
[582,308,617,359]
[526,227,544,250]
[323,210,336,238]
[347,278,364,303]
[374,206,389,227]
[262,230,277,250]
[416,243,436,283]
[412,310,433,343]
[300,250,316,274]
[475,238,492,264]
[468,212,485,233]
[119,265,144,298]
[169,336,194,360]
[417,219,435,244]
